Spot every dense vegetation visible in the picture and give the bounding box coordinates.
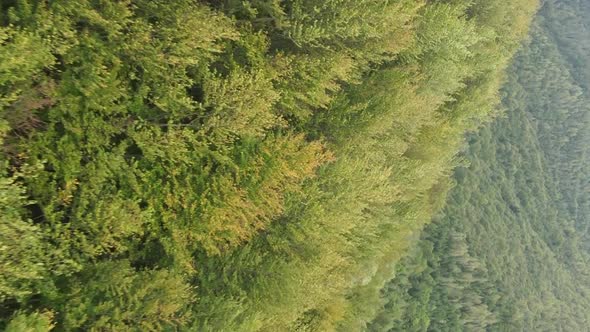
[369,0,590,330]
[0,0,538,330]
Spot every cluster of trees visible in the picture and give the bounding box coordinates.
[368,0,590,330]
[517,0,590,251]
[0,0,537,330]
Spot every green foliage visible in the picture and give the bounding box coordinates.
[57,260,193,331]
[5,311,54,332]
[0,159,48,302]
[0,122,75,305]
[0,26,53,109]
[368,0,590,329]
[0,0,539,330]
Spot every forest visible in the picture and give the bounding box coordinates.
[3,0,586,331]
[368,0,590,330]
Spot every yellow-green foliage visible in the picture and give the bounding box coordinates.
[5,311,55,332]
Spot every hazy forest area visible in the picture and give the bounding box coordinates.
[1,0,587,331]
[370,0,590,330]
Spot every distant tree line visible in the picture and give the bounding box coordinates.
[368,0,590,330]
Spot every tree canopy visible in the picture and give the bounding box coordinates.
[368,0,590,330]
[0,0,545,330]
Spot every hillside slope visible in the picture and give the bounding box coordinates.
[369,0,590,330]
